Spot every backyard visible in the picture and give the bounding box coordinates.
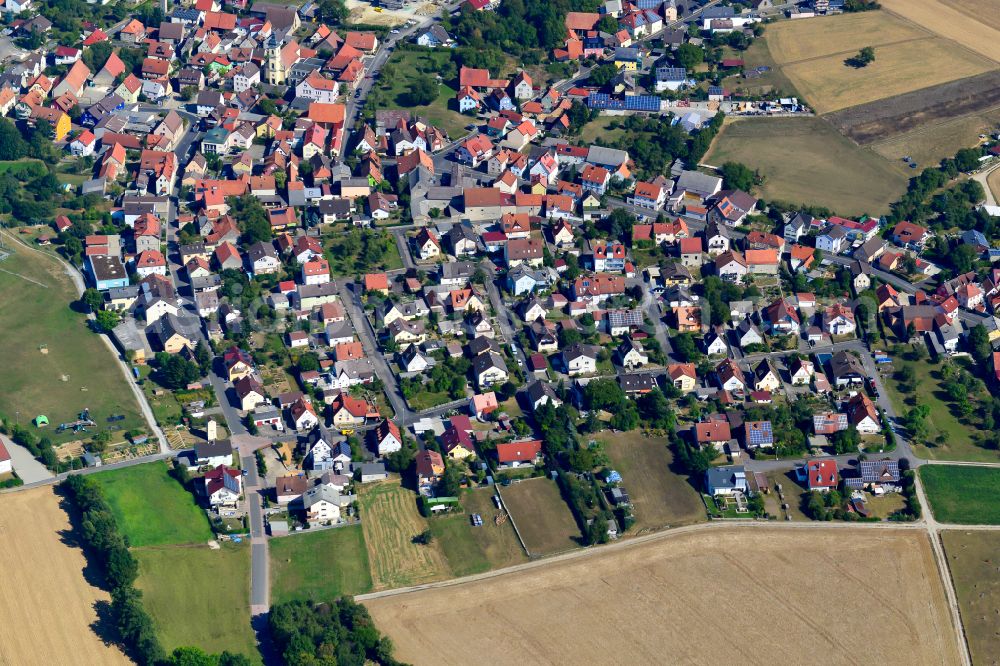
[270,525,373,605]
[134,543,259,661]
[0,232,144,443]
[704,117,908,216]
[596,432,705,532]
[90,461,214,547]
[430,486,528,576]
[498,477,581,556]
[918,465,1000,524]
[371,46,472,138]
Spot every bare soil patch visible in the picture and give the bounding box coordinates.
[0,487,131,665]
[827,70,1000,145]
[367,527,959,666]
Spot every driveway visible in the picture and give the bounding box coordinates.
[1,435,54,484]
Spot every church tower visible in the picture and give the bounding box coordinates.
[266,35,285,85]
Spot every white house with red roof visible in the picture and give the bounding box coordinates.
[204,465,242,507]
[802,459,839,491]
[0,437,11,475]
[495,439,542,468]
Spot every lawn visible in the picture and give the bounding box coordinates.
[135,543,259,661]
[359,479,451,589]
[91,461,214,547]
[579,116,628,146]
[764,471,810,521]
[430,487,528,576]
[0,234,144,443]
[596,432,705,532]
[941,530,1000,665]
[406,391,451,411]
[498,477,582,556]
[704,117,907,216]
[919,465,1000,524]
[270,525,373,605]
[882,356,998,462]
[374,47,472,138]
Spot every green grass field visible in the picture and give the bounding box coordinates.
[135,543,258,661]
[430,487,528,576]
[704,117,908,216]
[91,461,214,547]
[883,357,997,463]
[374,47,471,138]
[270,525,373,605]
[0,234,144,443]
[919,466,1000,524]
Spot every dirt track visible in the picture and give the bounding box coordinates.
[366,526,959,666]
[0,487,130,665]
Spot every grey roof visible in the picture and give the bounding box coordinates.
[656,66,688,81]
[829,350,865,379]
[440,260,476,281]
[587,145,630,168]
[676,170,722,197]
[619,373,657,393]
[473,351,508,376]
[195,438,232,460]
[705,464,744,491]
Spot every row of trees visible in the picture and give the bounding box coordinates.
[268,598,402,666]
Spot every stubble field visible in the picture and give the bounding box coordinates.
[0,487,131,665]
[942,530,1000,666]
[880,0,1000,63]
[366,527,959,666]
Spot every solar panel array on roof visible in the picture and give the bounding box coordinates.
[587,93,661,112]
[746,421,772,447]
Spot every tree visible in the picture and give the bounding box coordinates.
[847,46,875,68]
[82,287,103,312]
[969,324,991,365]
[719,162,756,192]
[588,63,618,88]
[954,147,981,173]
[160,355,201,390]
[675,42,704,70]
[194,340,212,375]
[228,195,271,244]
[315,0,349,24]
[405,75,438,106]
[95,309,120,332]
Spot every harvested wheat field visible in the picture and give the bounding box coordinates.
[0,487,131,665]
[359,479,451,590]
[881,0,1000,63]
[366,527,959,666]
[763,11,929,65]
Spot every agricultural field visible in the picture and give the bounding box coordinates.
[0,233,144,443]
[781,38,993,115]
[0,488,131,665]
[91,461,215,547]
[270,525,373,605]
[135,543,259,660]
[430,487,528,576]
[366,527,959,665]
[704,117,907,215]
[498,477,581,556]
[763,11,928,65]
[596,432,705,531]
[941,530,1000,665]
[373,47,471,138]
[869,106,1000,166]
[880,0,1000,62]
[919,465,1000,524]
[988,166,1000,202]
[359,479,451,589]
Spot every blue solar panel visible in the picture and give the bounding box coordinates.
[747,422,772,445]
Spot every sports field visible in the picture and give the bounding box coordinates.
[597,432,705,531]
[0,487,131,665]
[366,527,959,665]
[0,233,144,443]
[918,465,1000,524]
[498,477,581,556]
[270,525,374,604]
[91,461,215,547]
[705,117,907,215]
[942,530,1000,665]
[430,487,528,576]
[359,479,451,589]
[134,543,259,660]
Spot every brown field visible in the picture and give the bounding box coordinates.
[942,530,1000,665]
[460,487,528,569]
[596,432,705,532]
[988,167,1000,203]
[826,70,1000,144]
[0,487,131,665]
[359,479,451,590]
[763,11,929,65]
[498,477,581,556]
[880,0,1000,63]
[366,527,959,666]
[870,106,1000,166]
[942,0,1000,31]
[782,38,994,114]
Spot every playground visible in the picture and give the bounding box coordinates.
[0,232,143,442]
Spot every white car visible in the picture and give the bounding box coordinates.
[390,28,400,34]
